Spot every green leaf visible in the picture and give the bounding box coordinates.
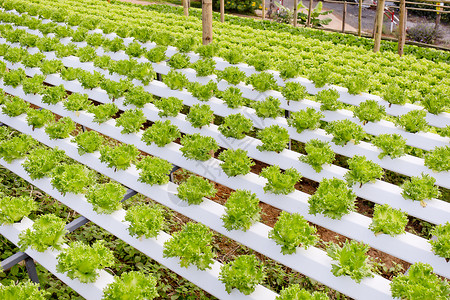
[344,155,384,187]
[246,72,277,92]
[260,165,301,195]
[396,110,428,133]
[26,108,54,130]
[401,173,440,205]
[136,156,173,186]
[22,147,66,180]
[325,120,365,146]
[0,134,37,163]
[257,125,290,153]
[219,255,265,295]
[88,103,119,124]
[125,204,165,239]
[154,97,183,118]
[19,214,67,252]
[353,100,386,124]
[276,284,328,300]
[424,146,450,172]
[287,108,324,133]
[252,96,283,119]
[299,139,335,172]
[430,222,450,261]
[222,190,261,231]
[86,182,126,214]
[218,148,254,177]
[103,271,159,300]
[45,117,75,140]
[177,176,216,205]
[142,120,180,147]
[99,144,140,171]
[0,195,37,225]
[180,134,218,161]
[369,204,408,236]
[72,131,103,155]
[51,164,95,195]
[217,67,246,85]
[115,109,146,134]
[218,113,253,139]
[372,134,406,159]
[0,280,49,300]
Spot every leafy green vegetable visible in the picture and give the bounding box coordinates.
[22,75,45,95]
[99,144,140,171]
[276,284,328,300]
[167,53,190,69]
[115,109,146,134]
[51,164,94,195]
[0,195,37,225]
[63,93,91,112]
[316,88,340,111]
[430,222,450,262]
[45,117,75,140]
[217,66,246,85]
[220,47,244,65]
[88,103,119,124]
[390,263,449,300]
[281,82,307,103]
[222,190,261,231]
[372,134,406,159]
[343,75,367,95]
[180,133,218,161]
[353,100,386,124]
[77,70,104,90]
[0,134,37,163]
[257,125,290,153]
[424,146,450,172]
[76,46,97,62]
[287,108,324,133]
[18,214,67,252]
[327,240,373,283]
[218,113,253,139]
[396,110,428,133]
[309,68,331,88]
[369,204,408,236]
[154,97,183,118]
[72,131,104,155]
[246,53,271,72]
[41,85,67,105]
[186,104,214,128]
[86,182,126,214]
[421,90,449,115]
[145,45,167,63]
[103,271,159,300]
[125,204,165,239]
[100,79,132,101]
[177,175,217,205]
[56,240,115,283]
[221,86,245,108]
[191,58,216,77]
[142,120,180,147]
[299,139,335,172]
[195,43,219,58]
[218,148,254,177]
[308,178,356,219]
[252,96,283,119]
[187,81,217,101]
[136,156,172,186]
[0,280,49,300]
[26,108,54,130]
[174,35,196,53]
[124,86,153,108]
[103,37,125,53]
[2,96,29,117]
[163,222,215,270]
[163,70,189,90]
[269,211,318,255]
[22,147,65,180]
[325,120,366,146]
[344,155,384,187]
[383,83,407,107]
[125,41,145,57]
[219,255,265,295]
[246,72,277,92]
[401,173,440,207]
[260,165,301,195]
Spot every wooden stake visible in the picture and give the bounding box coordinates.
[262,0,266,20]
[307,0,314,27]
[183,0,189,17]
[202,0,213,45]
[398,0,406,56]
[342,1,347,32]
[220,0,225,22]
[358,0,362,36]
[373,0,385,52]
[293,0,298,27]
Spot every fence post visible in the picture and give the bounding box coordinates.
[342,1,347,32]
[220,0,225,22]
[358,0,362,36]
[294,0,298,26]
[373,0,385,52]
[183,0,189,17]
[202,0,213,45]
[398,0,407,56]
[307,0,314,27]
[262,0,266,19]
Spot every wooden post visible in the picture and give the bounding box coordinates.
[342,1,347,32]
[435,3,442,30]
[220,0,225,22]
[293,0,298,26]
[358,0,362,36]
[307,0,314,27]
[398,0,406,56]
[262,0,266,20]
[202,0,213,45]
[373,0,385,52]
[183,0,189,17]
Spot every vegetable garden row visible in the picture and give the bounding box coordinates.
[0,0,449,299]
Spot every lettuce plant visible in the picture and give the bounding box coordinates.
[22,147,65,180]
[252,96,283,119]
[260,165,301,195]
[257,125,290,153]
[429,222,450,261]
[125,41,145,57]
[353,100,386,124]
[136,156,172,186]
[246,53,271,72]
[142,120,180,147]
[26,108,54,130]
[174,35,196,53]
[222,190,261,231]
[124,86,153,108]
[219,255,265,295]
[372,134,406,159]
[276,284,328,300]
[163,70,189,90]
[221,86,245,108]
[424,146,450,172]
[99,144,140,171]
[45,117,75,140]
[218,149,254,177]
[103,271,158,300]
[220,47,244,65]
[22,75,45,95]
[299,139,335,172]
[88,103,119,124]
[401,173,440,207]
[390,263,449,299]
[344,155,384,187]
[325,120,366,146]
[115,109,146,134]
[287,108,324,133]
[180,134,218,161]
[383,83,407,107]
[163,222,215,270]
[316,88,340,111]
[41,85,67,105]
[145,45,167,63]
[396,110,428,133]
[309,68,331,88]
[18,214,67,252]
[195,43,219,58]
[0,195,37,225]
[2,96,29,117]
[0,280,49,300]
[369,204,408,236]
[186,104,214,128]
[308,178,356,219]
[56,240,115,283]
[217,67,246,85]
[187,81,217,101]
[177,176,217,205]
[327,240,373,283]
[246,72,277,92]
[51,164,95,195]
[63,93,91,112]
[86,182,126,214]
[167,53,190,69]
[281,82,307,103]
[0,134,37,163]
[269,211,318,255]
[154,97,183,118]
[218,113,253,139]
[125,203,165,238]
[191,58,215,77]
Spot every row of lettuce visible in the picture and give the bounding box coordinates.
[2,0,450,110]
